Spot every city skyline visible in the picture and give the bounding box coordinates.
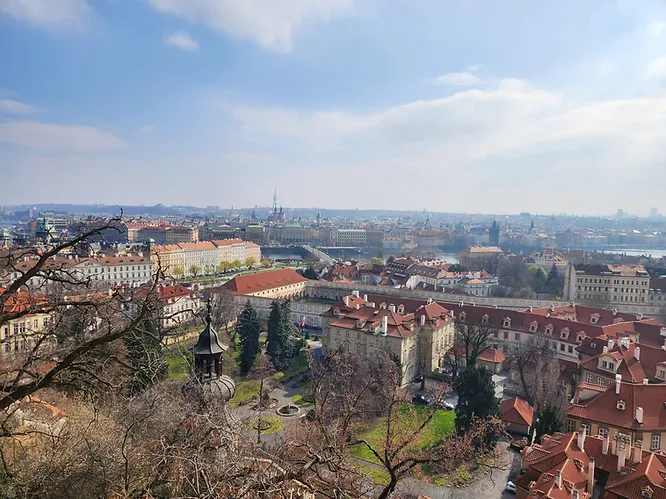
[2,1,666,214]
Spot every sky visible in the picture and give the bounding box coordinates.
[2,0,666,215]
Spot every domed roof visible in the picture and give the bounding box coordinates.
[192,298,228,356]
[182,374,235,404]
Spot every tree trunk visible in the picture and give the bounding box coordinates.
[518,363,533,405]
[377,472,398,499]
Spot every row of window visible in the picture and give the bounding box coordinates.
[569,421,661,450]
[577,278,649,286]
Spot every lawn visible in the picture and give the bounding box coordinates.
[350,404,455,465]
[353,462,391,486]
[244,415,283,435]
[229,379,261,409]
[291,392,314,407]
[271,350,309,384]
[165,344,192,381]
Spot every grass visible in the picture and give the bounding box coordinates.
[291,393,314,407]
[229,379,261,409]
[350,404,455,465]
[271,350,309,384]
[353,462,391,486]
[165,343,192,381]
[244,415,283,435]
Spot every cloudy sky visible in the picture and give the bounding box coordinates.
[2,0,666,215]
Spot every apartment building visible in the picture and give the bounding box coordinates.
[326,229,367,247]
[136,284,199,330]
[0,289,50,359]
[567,377,666,452]
[151,240,261,277]
[70,254,155,286]
[565,264,651,304]
[458,246,504,267]
[321,293,455,384]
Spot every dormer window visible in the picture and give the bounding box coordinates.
[560,328,570,339]
[459,311,467,321]
[481,314,489,326]
[642,486,654,499]
[617,400,626,411]
[503,317,511,328]
[546,325,553,335]
[658,368,666,380]
[380,302,387,309]
[576,334,584,343]
[529,321,538,332]
[398,304,405,314]
[591,314,601,325]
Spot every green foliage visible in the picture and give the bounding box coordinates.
[530,266,548,294]
[189,264,201,277]
[166,349,191,381]
[244,257,256,269]
[237,301,262,374]
[546,264,565,297]
[124,317,168,394]
[244,415,283,435]
[448,263,469,273]
[229,379,261,408]
[532,403,564,444]
[302,266,318,280]
[370,257,384,265]
[260,258,271,268]
[266,301,295,371]
[454,366,500,445]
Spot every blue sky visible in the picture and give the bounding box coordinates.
[2,0,666,215]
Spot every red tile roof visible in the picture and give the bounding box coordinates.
[479,347,505,364]
[500,397,534,427]
[579,342,666,383]
[221,269,308,296]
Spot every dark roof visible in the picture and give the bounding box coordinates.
[192,300,228,356]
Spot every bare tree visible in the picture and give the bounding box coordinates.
[454,318,496,368]
[207,287,238,336]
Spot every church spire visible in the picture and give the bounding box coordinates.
[192,297,228,381]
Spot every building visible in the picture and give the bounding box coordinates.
[531,252,569,272]
[326,229,367,247]
[70,254,155,287]
[0,289,51,359]
[458,246,504,268]
[150,240,261,278]
[478,347,506,373]
[221,268,309,300]
[321,294,455,384]
[489,221,500,247]
[499,397,533,436]
[565,264,651,304]
[578,339,666,387]
[567,377,666,452]
[136,284,200,331]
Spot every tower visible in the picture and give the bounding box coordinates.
[489,220,500,246]
[183,298,237,425]
[273,187,278,215]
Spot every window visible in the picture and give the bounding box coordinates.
[609,363,615,370]
[581,423,590,436]
[602,360,608,368]
[598,428,608,438]
[586,373,594,383]
[597,377,604,385]
[651,434,661,451]
[566,420,576,432]
[560,344,565,351]
[514,333,520,341]
[568,345,573,353]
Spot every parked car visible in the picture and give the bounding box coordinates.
[506,481,516,493]
[412,394,430,405]
[437,401,455,411]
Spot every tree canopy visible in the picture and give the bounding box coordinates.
[455,366,501,445]
[237,301,262,374]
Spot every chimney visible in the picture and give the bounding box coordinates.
[616,374,622,395]
[352,290,360,298]
[636,407,643,424]
[634,346,641,361]
[617,443,627,472]
[603,346,608,354]
[588,458,595,494]
[555,470,562,489]
[420,314,426,327]
[643,378,649,385]
[381,315,388,335]
[602,434,610,455]
[613,308,618,316]
[363,294,368,302]
[389,304,396,313]
[608,339,615,350]
[578,430,586,452]
[633,440,643,464]
[343,296,349,307]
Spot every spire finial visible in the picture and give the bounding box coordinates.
[206,296,213,325]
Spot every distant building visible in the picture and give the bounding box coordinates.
[458,246,503,268]
[489,221,500,247]
[565,264,650,304]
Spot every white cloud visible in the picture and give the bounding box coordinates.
[0,99,40,114]
[2,0,91,29]
[646,21,666,38]
[647,56,666,78]
[145,0,354,52]
[165,31,199,51]
[429,71,480,87]
[0,121,127,152]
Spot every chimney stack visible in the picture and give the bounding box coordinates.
[420,314,426,327]
[588,458,595,494]
[609,339,615,350]
[381,315,388,335]
[389,304,396,313]
[634,346,641,361]
[363,294,368,302]
[633,440,643,464]
[343,296,349,307]
[617,443,627,472]
[636,407,644,424]
[603,346,608,354]
[616,374,622,395]
[643,378,649,385]
[602,434,610,455]
[578,430,586,452]
[555,470,562,489]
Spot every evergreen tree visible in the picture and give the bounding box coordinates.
[532,403,564,444]
[302,266,318,280]
[266,301,295,370]
[455,366,501,445]
[546,265,565,297]
[237,301,262,375]
[124,317,167,395]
